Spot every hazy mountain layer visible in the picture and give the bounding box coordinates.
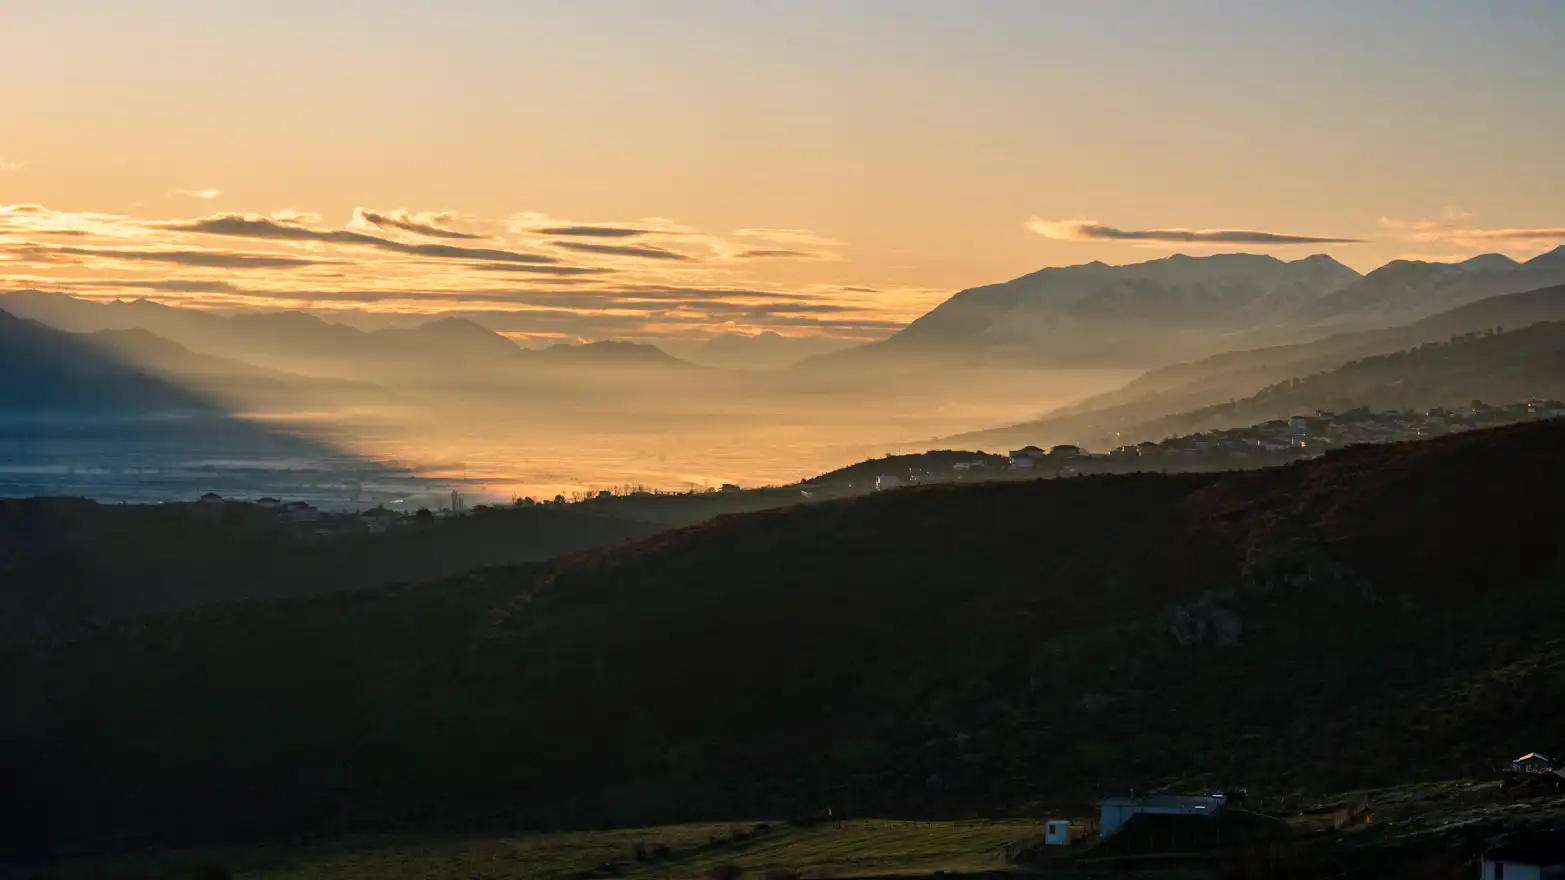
[943,282,1565,450]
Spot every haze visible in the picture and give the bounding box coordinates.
[4,0,1565,500]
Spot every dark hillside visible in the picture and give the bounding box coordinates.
[2,422,1564,855]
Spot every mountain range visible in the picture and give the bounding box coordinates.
[943,281,1565,450]
[804,246,1565,371]
[0,291,700,384]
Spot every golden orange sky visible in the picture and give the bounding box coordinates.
[3,1,1563,345]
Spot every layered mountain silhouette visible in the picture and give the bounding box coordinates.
[944,281,1565,450]
[675,331,853,370]
[803,247,1565,371]
[0,291,699,382]
[0,310,223,414]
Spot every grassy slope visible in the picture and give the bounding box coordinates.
[3,421,1564,856]
[18,819,1038,880]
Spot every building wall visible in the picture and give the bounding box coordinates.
[1481,859,1544,880]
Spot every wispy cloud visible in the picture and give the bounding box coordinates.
[1,203,909,343]
[549,240,696,261]
[471,263,613,276]
[1380,213,1565,249]
[10,243,328,269]
[533,225,649,238]
[1026,216,1363,245]
[732,248,832,260]
[168,188,222,200]
[352,208,482,240]
[731,228,845,248]
[158,213,564,265]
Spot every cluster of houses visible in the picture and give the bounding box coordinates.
[190,489,475,537]
[1000,399,1565,475]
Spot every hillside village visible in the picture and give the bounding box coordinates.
[831,397,1565,495]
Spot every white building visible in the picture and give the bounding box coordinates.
[1098,794,1224,839]
[1044,819,1071,846]
[1480,832,1565,880]
[875,475,900,491]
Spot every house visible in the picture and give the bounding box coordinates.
[1099,794,1224,838]
[1510,753,1556,774]
[1480,830,1565,880]
[255,497,281,509]
[1009,456,1034,470]
[1050,444,1084,458]
[874,475,900,491]
[1044,819,1071,846]
[1009,445,1046,460]
[284,501,320,524]
[199,492,223,505]
[720,483,742,493]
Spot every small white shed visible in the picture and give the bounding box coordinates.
[1044,820,1071,846]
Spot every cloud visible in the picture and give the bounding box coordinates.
[731,248,832,260]
[731,227,844,248]
[168,188,222,200]
[472,263,613,276]
[157,213,562,264]
[1026,216,1363,245]
[114,279,245,293]
[0,158,22,172]
[352,208,482,240]
[12,243,327,269]
[533,225,650,238]
[1379,214,1565,248]
[549,241,696,261]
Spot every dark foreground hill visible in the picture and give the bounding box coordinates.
[3,421,1565,856]
[0,499,667,649]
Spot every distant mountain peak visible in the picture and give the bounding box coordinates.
[1527,244,1565,267]
[1459,253,1520,271]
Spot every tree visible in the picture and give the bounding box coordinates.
[415,508,434,524]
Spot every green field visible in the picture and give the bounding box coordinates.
[19,819,1045,880]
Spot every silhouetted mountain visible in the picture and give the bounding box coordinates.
[372,316,524,362]
[0,310,221,414]
[0,291,522,380]
[673,331,851,370]
[1294,253,1565,327]
[1526,243,1565,270]
[531,339,695,368]
[4,421,1562,852]
[1459,253,1521,272]
[946,282,1565,450]
[799,253,1361,370]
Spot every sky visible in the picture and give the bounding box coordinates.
[3,0,1564,345]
